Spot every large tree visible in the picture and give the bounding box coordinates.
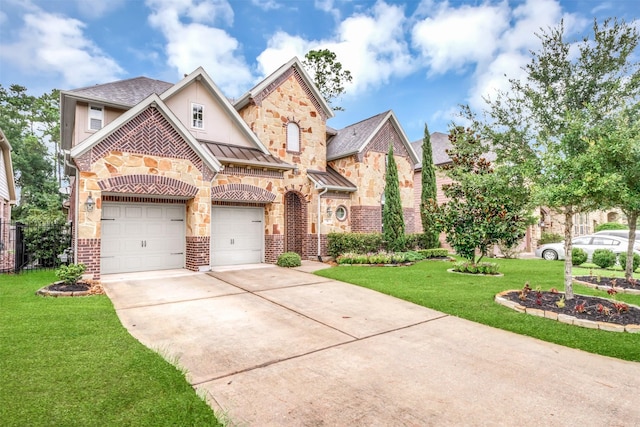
[469,18,640,299]
[303,49,352,111]
[434,126,530,263]
[383,143,405,252]
[420,123,440,248]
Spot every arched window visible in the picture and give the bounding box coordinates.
[287,122,300,152]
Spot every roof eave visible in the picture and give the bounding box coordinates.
[307,175,357,192]
[217,158,294,170]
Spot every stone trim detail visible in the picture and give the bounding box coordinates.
[211,184,276,203]
[75,106,214,181]
[351,205,382,233]
[99,175,198,198]
[186,236,209,271]
[77,238,100,280]
[222,166,284,178]
[358,120,410,162]
[102,195,186,204]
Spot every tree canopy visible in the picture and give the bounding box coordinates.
[303,49,353,111]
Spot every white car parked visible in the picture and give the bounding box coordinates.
[535,234,640,261]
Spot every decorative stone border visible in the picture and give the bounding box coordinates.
[573,278,640,295]
[36,281,103,297]
[495,290,640,333]
[447,269,504,277]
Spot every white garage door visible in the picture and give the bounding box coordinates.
[211,206,264,266]
[101,203,185,274]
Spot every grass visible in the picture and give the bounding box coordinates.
[0,271,221,427]
[316,258,640,362]
[573,262,635,279]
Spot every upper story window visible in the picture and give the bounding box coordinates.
[286,122,300,152]
[192,103,204,129]
[88,105,103,131]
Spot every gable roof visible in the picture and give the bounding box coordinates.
[0,127,17,203]
[69,94,222,174]
[63,76,173,107]
[234,57,334,120]
[327,110,419,164]
[411,132,452,169]
[160,67,271,155]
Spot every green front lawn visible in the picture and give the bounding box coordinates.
[0,271,221,426]
[316,258,640,362]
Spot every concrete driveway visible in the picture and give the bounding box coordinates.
[103,263,640,426]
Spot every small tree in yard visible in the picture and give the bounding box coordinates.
[465,18,640,299]
[383,143,405,252]
[420,123,440,248]
[433,127,530,264]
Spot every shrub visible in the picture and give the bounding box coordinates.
[572,248,588,266]
[595,222,628,232]
[327,233,384,257]
[276,252,301,268]
[417,248,449,259]
[592,249,617,269]
[452,261,500,275]
[404,251,425,262]
[539,232,563,245]
[405,233,440,250]
[55,263,86,285]
[619,252,640,272]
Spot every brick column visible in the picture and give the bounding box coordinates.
[77,238,101,280]
[186,236,210,271]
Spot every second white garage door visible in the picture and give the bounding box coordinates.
[101,203,185,274]
[211,206,264,266]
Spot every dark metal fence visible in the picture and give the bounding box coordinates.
[0,220,73,274]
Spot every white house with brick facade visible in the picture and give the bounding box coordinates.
[62,57,418,279]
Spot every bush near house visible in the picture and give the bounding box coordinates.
[417,248,449,258]
[328,232,440,258]
[539,232,564,245]
[618,252,640,272]
[595,222,629,232]
[336,251,425,265]
[276,252,302,268]
[572,248,588,266]
[592,249,617,269]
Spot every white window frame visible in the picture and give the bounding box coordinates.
[335,205,348,222]
[192,103,204,129]
[286,122,300,152]
[88,105,104,131]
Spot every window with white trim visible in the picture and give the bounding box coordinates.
[287,122,300,152]
[88,105,104,130]
[335,205,348,221]
[192,103,204,129]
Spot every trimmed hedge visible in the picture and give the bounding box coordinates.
[594,222,628,232]
[328,232,440,258]
[592,249,617,269]
[619,252,640,272]
[336,251,425,265]
[452,261,500,275]
[572,248,588,266]
[417,248,449,258]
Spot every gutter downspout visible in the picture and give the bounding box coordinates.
[65,156,79,264]
[317,186,328,261]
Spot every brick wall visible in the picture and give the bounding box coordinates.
[403,208,416,234]
[303,233,327,259]
[186,236,209,271]
[351,205,382,233]
[77,238,100,280]
[413,170,423,233]
[265,235,284,263]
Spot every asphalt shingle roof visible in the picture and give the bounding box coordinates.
[326,111,389,160]
[411,132,453,168]
[67,77,173,106]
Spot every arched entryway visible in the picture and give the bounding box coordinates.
[284,191,307,256]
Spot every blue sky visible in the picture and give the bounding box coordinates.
[1,0,638,141]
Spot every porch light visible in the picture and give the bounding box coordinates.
[85,193,95,212]
[326,206,333,219]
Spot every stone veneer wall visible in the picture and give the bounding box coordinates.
[73,106,214,278]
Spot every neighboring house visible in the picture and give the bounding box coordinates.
[0,128,17,271]
[62,57,418,279]
[411,133,626,253]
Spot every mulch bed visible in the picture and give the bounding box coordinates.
[501,287,640,326]
[37,281,104,296]
[575,276,640,290]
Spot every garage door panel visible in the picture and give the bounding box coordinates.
[211,207,264,266]
[101,203,185,274]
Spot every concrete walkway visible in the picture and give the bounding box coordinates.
[103,263,640,426]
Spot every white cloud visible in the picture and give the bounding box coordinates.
[0,9,124,87]
[411,1,510,75]
[146,0,253,96]
[251,0,281,11]
[256,1,415,96]
[74,0,127,19]
[315,0,340,21]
